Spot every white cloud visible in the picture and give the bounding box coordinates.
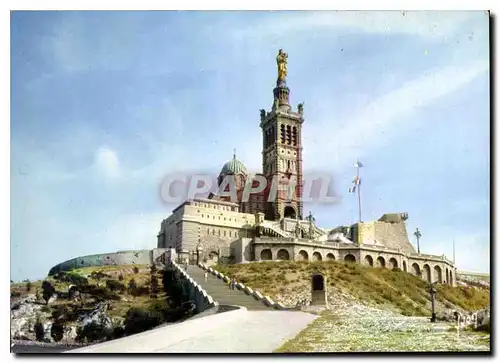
[305,59,489,170]
[234,11,478,40]
[94,146,120,180]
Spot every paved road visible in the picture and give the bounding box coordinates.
[71,308,317,353]
[154,310,318,353]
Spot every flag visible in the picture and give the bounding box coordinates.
[352,176,361,185]
[349,186,356,193]
[354,160,364,168]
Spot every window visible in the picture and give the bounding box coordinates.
[224,230,226,237]
[207,228,210,235]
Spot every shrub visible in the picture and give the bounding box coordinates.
[118,274,124,281]
[53,271,88,286]
[25,280,32,292]
[76,321,112,343]
[51,305,74,323]
[106,279,126,293]
[133,266,139,274]
[11,291,21,298]
[124,307,163,336]
[50,320,64,342]
[41,281,56,305]
[150,275,159,294]
[90,271,111,281]
[34,321,45,341]
[130,285,150,297]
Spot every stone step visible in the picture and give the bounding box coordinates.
[184,266,273,310]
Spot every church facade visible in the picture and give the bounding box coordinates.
[157,50,457,286]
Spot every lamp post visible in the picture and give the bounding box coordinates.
[414,228,422,254]
[430,282,437,322]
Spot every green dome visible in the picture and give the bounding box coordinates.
[220,155,248,176]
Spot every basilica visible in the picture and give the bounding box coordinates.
[156,50,457,286]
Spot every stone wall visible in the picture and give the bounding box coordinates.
[171,261,217,313]
[251,237,456,286]
[356,221,416,254]
[48,248,169,275]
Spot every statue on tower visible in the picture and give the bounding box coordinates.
[276,49,288,81]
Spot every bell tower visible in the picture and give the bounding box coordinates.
[259,49,304,221]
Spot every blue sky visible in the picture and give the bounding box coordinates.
[11,11,490,281]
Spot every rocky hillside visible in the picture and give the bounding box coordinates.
[11,264,194,347]
[214,261,490,317]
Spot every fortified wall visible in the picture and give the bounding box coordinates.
[48,248,169,275]
[355,213,416,253]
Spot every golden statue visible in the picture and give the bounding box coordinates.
[276,49,288,81]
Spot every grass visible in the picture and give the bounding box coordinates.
[274,311,490,352]
[213,261,490,316]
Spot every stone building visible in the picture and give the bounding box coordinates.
[156,49,456,286]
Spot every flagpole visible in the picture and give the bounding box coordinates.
[357,165,362,223]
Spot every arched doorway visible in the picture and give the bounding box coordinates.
[326,253,335,261]
[389,258,398,269]
[376,257,386,268]
[434,265,442,283]
[283,206,297,219]
[412,263,421,277]
[449,270,453,285]
[423,264,431,282]
[445,268,449,284]
[260,249,272,261]
[277,249,290,260]
[344,254,356,263]
[298,250,309,261]
[403,261,407,272]
[364,255,374,267]
[312,252,322,261]
[312,274,325,291]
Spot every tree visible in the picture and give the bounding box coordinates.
[25,279,32,292]
[50,320,64,342]
[41,281,56,305]
[128,278,137,294]
[34,316,45,341]
[150,275,159,295]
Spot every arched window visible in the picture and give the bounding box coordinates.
[281,124,286,143]
[292,127,297,146]
[286,125,291,144]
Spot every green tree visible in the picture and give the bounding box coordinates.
[41,281,56,305]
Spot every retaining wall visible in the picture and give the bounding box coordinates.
[171,261,218,313]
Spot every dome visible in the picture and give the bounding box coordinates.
[220,155,248,176]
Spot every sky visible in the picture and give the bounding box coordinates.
[10,11,490,281]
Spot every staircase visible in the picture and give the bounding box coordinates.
[186,266,274,310]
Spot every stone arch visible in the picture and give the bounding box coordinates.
[283,206,297,219]
[312,252,322,261]
[412,263,421,277]
[423,264,431,282]
[434,265,443,283]
[449,269,454,285]
[445,267,449,284]
[298,250,309,261]
[344,254,356,263]
[260,249,272,261]
[312,274,325,291]
[277,249,290,260]
[389,258,398,269]
[376,256,386,268]
[326,253,335,261]
[364,255,374,267]
[403,261,407,272]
